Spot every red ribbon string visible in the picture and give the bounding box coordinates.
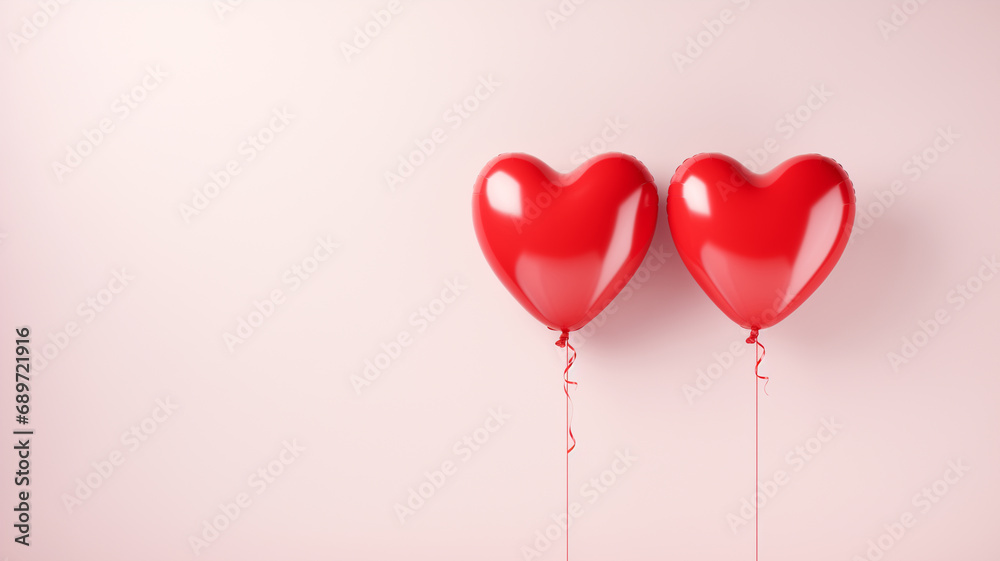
[555,331,577,561]
[746,328,768,394]
[747,328,767,561]
[555,331,578,453]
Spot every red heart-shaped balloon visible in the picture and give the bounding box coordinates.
[667,153,855,331]
[473,153,659,334]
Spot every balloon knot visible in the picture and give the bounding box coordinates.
[555,331,570,348]
[746,328,759,345]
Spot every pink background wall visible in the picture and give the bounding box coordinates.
[2,1,998,559]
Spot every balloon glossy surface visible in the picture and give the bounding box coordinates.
[473,153,659,333]
[667,153,855,330]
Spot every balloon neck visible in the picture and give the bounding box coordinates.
[746,327,760,345]
[555,331,570,348]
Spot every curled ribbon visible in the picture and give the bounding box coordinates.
[555,331,577,453]
[746,327,768,395]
